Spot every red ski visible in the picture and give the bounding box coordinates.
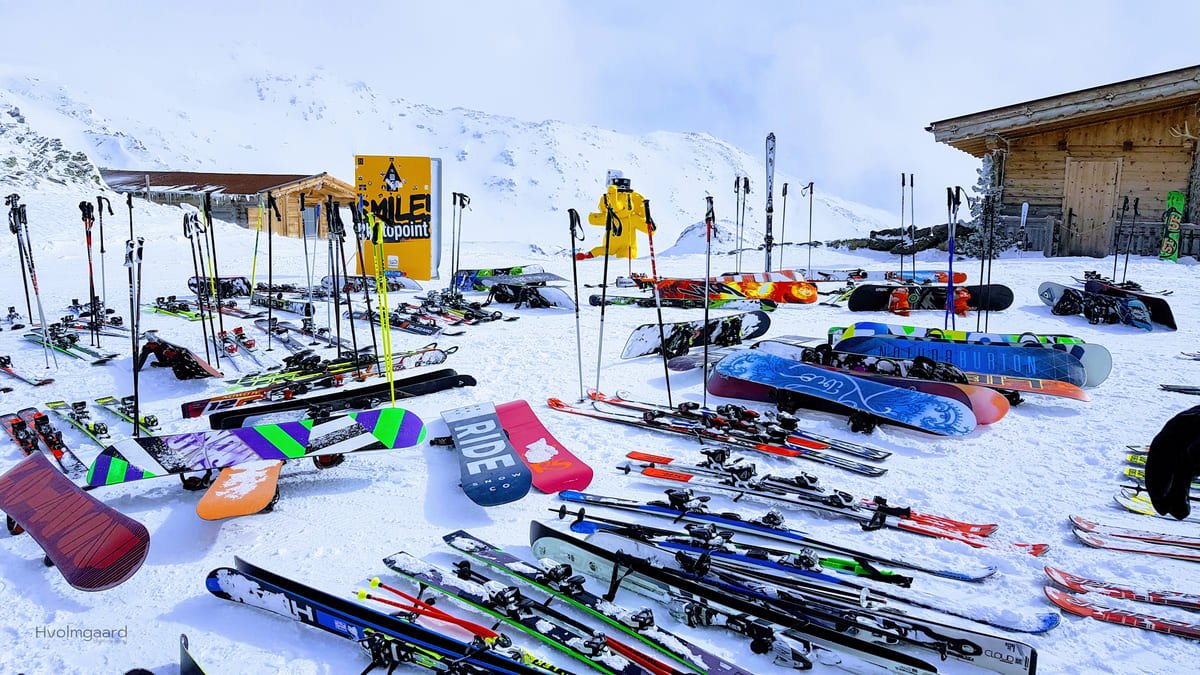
[1044,585,1200,640]
[497,400,592,493]
[1070,514,1200,549]
[0,453,149,591]
[1045,566,1200,610]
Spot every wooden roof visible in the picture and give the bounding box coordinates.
[927,65,1200,156]
[99,170,353,197]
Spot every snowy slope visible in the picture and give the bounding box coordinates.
[0,69,894,249]
[0,179,1199,674]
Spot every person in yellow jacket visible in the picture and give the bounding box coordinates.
[577,171,652,260]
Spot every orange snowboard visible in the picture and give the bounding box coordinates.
[196,460,283,521]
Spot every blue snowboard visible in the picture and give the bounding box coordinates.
[442,402,533,507]
[714,351,976,436]
[834,335,1087,387]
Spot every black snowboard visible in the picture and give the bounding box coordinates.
[847,284,1013,312]
[1083,280,1176,330]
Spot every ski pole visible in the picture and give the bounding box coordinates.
[739,177,749,274]
[643,199,672,408]
[733,177,741,274]
[908,174,916,274]
[96,195,112,310]
[945,187,960,330]
[330,203,360,363]
[1112,196,1129,280]
[899,174,906,279]
[79,201,100,346]
[778,183,789,270]
[7,194,34,331]
[8,194,54,368]
[568,208,586,402]
[184,214,214,364]
[702,196,715,409]
[265,192,280,351]
[352,198,381,374]
[324,197,343,357]
[1122,198,1139,283]
[124,237,144,437]
[190,212,222,368]
[593,196,618,399]
[805,181,815,274]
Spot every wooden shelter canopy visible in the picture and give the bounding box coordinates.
[100,170,313,196]
[927,65,1200,156]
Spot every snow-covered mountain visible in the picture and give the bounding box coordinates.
[0,70,893,251]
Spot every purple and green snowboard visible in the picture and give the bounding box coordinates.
[86,408,424,487]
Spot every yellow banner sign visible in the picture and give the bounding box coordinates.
[355,155,435,280]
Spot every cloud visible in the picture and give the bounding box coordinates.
[4,0,1199,223]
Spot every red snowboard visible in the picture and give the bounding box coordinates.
[0,453,149,591]
[496,400,593,493]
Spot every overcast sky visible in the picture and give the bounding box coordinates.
[5,0,1200,224]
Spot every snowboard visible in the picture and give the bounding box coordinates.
[322,274,418,293]
[833,324,1111,388]
[1084,280,1176,330]
[590,294,776,312]
[195,460,283,521]
[87,408,425,488]
[188,276,251,298]
[792,267,968,284]
[139,331,223,379]
[1158,190,1186,261]
[180,634,206,675]
[621,311,771,359]
[249,292,316,317]
[714,350,976,435]
[477,272,566,287]
[453,265,544,291]
[441,402,533,506]
[1038,281,1152,331]
[495,400,592,493]
[0,452,150,591]
[847,283,1013,312]
[834,334,1089,387]
[751,339,1010,425]
[656,277,817,304]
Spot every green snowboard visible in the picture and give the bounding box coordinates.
[1158,191,1185,261]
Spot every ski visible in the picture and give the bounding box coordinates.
[589,390,893,461]
[1044,585,1200,641]
[555,490,997,582]
[547,397,888,477]
[93,395,161,436]
[619,464,1046,554]
[23,327,118,364]
[383,552,663,675]
[589,294,777,312]
[254,317,355,352]
[621,448,995,535]
[347,309,445,337]
[1072,530,1200,562]
[250,292,315,317]
[206,558,550,674]
[16,407,89,483]
[145,295,204,321]
[45,400,112,446]
[443,530,753,675]
[566,519,1058,635]
[189,276,251,298]
[531,522,1036,675]
[0,355,54,386]
[1044,566,1200,611]
[207,369,475,430]
[1069,514,1200,549]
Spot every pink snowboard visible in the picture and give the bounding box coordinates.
[496,400,593,493]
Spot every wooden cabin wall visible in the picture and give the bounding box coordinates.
[1001,104,1197,222]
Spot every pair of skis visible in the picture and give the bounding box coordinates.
[1044,566,1200,640]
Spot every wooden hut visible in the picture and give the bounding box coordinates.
[100,170,356,239]
[927,65,1200,258]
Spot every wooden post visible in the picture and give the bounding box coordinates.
[1187,142,1200,225]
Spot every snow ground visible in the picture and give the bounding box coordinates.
[1,188,1199,674]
